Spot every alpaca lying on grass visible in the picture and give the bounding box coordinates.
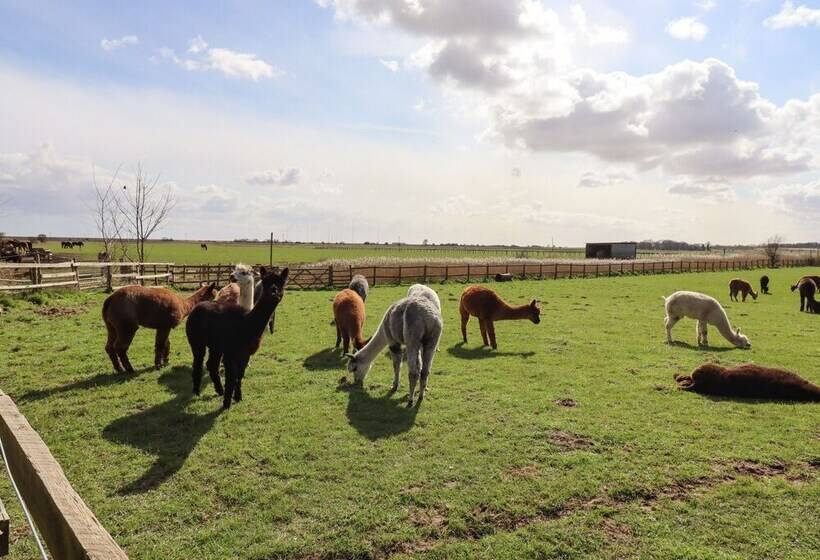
[796,277,819,313]
[459,285,540,349]
[346,291,443,407]
[103,282,217,372]
[675,363,820,401]
[728,278,757,302]
[216,264,255,310]
[663,291,750,348]
[334,288,366,354]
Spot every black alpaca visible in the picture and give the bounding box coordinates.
[759,275,769,294]
[797,278,819,313]
[186,267,289,409]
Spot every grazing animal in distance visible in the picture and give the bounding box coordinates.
[97,251,109,262]
[759,275,770,295]
[334,289,366,354]
[102,282,217,373]
[663,291,750,348]
[796,278,819,313]
[75,240,84,248]
[348,274,369,302]
[495,272,514,282]
[790,275,820,292]
[186,268,289,409]
[728,278,757,302]
[675,363,820,401]
[216,264,255,311]
[200,243,208,251]
[346,294,443,407]
[459,285,540,349]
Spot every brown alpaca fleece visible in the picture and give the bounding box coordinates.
[790,275,820,292]
[728,278,757,302]
[103,283,217,373]
[216,283,240,305]
[675,363,820,401]
[333,288,366,354]
[459,285,540,349]
[796,278,820,313]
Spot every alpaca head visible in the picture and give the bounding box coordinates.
[733,328,751,349]
[345,351,372,383]
[195,282,218,301]
[528,300,541,324]
[231,263,255,288]
[750,290,758,300]
[258,266,289,303]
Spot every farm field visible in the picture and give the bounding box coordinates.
[0,268,819,559]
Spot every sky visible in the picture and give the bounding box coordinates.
[1,0,820,246]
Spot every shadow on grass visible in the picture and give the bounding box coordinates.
[447,342,536,360]
[18,366,156,402]
[338,383,417,441]
[303,347,343,371]
[667,341,740,353]
[102,366,221,495]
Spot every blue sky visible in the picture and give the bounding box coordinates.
[1,1,820,245]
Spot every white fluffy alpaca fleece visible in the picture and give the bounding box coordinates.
[663,291,750,348]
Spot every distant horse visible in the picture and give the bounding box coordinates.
[75,240,85,248]
[98,251,109,262]
[61,241,71,249]
[201,243,208,251]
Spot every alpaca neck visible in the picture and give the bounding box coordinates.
[238,280,254,311]
[355,325,390,366]
[182,289,208,316]
[244,290,278,339]
[496,303,531,321]
[712,312,742,345]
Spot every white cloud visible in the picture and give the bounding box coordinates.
[245,168,301,186]
[577,168,631,188]
[100,35,139,51]
[570,5,630,46]
[764,2,820,29]
[511,167,521,178]
[665,17,709,41]
[760,180,820,216]
[668,177,736,203]
[158,37,281,80]
[413,99,427,112]
[695,1,717,12]
[379,58,399,72]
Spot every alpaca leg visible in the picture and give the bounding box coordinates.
[233,356,250,403]
[342,334,350,355]
[697,321,708,346]
[154,328,170,369]
[486,321,497,350]
[389,344,403,392]
[206,350,224,395]
[460,308,469,343]
[478,318,489,347]
[664,316,679,343]
[105,323,123,372]
[800,295,806,312]
[191,345,206,395]
[416,339,438,407]
[222,358,236,410]
[114,325,138,373]
[406,345,421,407]
[335,324,341,349]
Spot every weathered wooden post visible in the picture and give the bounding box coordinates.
[328,265,333,288]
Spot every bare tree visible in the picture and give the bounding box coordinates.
[764,235,783,267]
[115,163,175,262]
[92,165,130,262]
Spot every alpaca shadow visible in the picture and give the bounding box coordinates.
[303,347,344,371]
[17,366,156,403]
[102,366,221,495]
[338,383,418,441]
[667,341,739,353]
[447,342,536,360]
[699,394,813,405]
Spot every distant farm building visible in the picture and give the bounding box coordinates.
[585,242,637,260]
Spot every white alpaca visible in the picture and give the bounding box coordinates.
[407,283,441,311]
[346,295,443,407]
[216,264,255,311]
[663,291,750,348]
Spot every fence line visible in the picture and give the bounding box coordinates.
[0,257,815,292]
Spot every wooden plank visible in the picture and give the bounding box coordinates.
[0,497,8,556]
[0,281,79,291]
[0,262,173,270]
[0,392,128,559]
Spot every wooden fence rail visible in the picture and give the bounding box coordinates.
[0,258,816,292]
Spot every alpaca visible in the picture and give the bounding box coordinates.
[663,291,750,348]
[103,282,217,372]
[675,363,820,401]
[790,275,820,292]
[349,274,369,302]
[346,295,443,407]
[759,275,770,295]
[728,278,757,302]
[254,277,276,334]
[186,267,289,409]
[407,284,441,311]
[216,264,255,311]
[495,273,514,282]
[200,243,208,251]
[797,278,819,313]
[459,285,540,349]
[334,289,366,354]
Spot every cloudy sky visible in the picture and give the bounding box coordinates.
[1,1,819,245]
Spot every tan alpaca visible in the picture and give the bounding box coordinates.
[459,285,540,349]
[728,278,757,302]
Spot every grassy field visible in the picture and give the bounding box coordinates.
[0,268,818,559]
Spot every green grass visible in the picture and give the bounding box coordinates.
[0,268,818,559]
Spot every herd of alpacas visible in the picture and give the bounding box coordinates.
[101,267,820,409]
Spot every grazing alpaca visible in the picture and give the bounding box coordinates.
[103,283,217,372]
[200,243,208,251]
[728,278,757,302]
[797,278,819,313]
[663,291,750,348]
[675,363,820,401]
[759,275,770,295]
[495,272,514,282]
[186,268,288,409]
[459,285,540,349]
[346,295,443,407]
[407,283,441,311]
[334,289,366,354]
[216,264,255,311]
[790,275,820,292]
[349,274,369,302]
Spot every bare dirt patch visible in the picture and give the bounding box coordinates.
[408,506,446,530]
[33,306,81,317]
[501,464,540,481]
[732,460,787,477]
[554,398,578,407]
[547,429,595,451]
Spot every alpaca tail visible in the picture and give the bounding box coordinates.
[791,284,798,292]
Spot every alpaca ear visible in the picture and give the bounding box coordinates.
[530,299,538,307]
[280,267,290,283]
[208,282,217,291]
[259,266,268,276]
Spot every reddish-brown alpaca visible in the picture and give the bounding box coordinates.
[103,283,216,373]
[728,278,757,302]
[333,288,366,354]
[459,285,540,349]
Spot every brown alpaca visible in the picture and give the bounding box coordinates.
[103,283,217,373]
[333,288,366,354]
[790,275,820,292]
[797,278,819,313]
[675,363,820,401]
[728,278,757,302]
[459,285,540,349]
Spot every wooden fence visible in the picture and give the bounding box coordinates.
[0,257,816,292]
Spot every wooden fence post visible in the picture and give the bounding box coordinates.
[105,265,113,292]
[328,265,334,288]
[372,266,376,287]
[72,261,80,291]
